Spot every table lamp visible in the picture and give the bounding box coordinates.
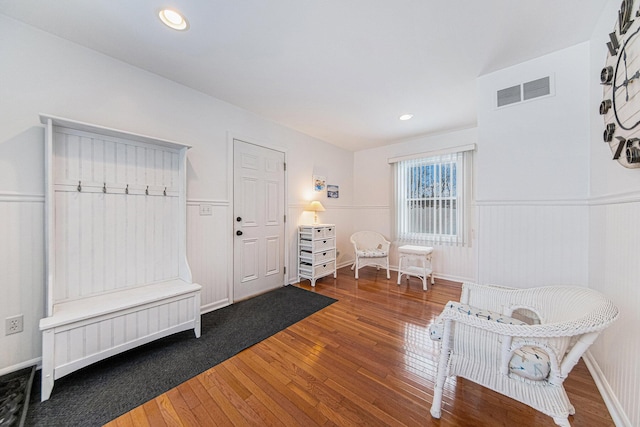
[305,200,325,224]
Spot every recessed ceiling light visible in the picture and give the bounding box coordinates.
[399,114,414,121]
[159,8,189,31]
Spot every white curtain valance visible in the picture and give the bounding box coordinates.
[388,143,476,164]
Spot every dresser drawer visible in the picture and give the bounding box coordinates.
[310,226,335,239]
[314,249,335,263]
[314,237,334,251]
[300,237,334,252]
[300,260,336,277]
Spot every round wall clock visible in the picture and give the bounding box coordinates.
[600,0,640,168]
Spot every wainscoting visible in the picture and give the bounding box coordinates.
[588,197,640,427]
[476,201,589,288]
[0,194,44,374]
[2,195,634,425]
[186,200,230,313]
[351,205,476,283]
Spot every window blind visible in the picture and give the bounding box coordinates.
[392,148,472,246]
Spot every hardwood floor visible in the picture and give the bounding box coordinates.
[106,267,614,426]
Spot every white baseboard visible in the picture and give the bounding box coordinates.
[583,351,631,427]
[288,263,469,286]
[200,299,230,314]
[0,357,41,377]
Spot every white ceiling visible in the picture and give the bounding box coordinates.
[0,1,608,151]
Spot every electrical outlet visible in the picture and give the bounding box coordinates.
[199,204,213,216]
[5,315,23,335]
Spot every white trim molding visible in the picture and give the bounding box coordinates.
[589,190,640,206]
[583,351,632,427]
[0,192,45,202]
[187,199,229,206]
[476,198,588,207]
[0,358,41,377]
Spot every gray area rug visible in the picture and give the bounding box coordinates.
[26,285,336,426]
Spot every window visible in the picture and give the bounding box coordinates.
[390,146,473,246]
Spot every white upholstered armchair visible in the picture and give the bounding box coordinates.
[429,282,618,427]
[350,231,390,279]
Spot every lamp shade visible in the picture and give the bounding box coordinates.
[305,201,325,212]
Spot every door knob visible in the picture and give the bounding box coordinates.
[236,230,243,236]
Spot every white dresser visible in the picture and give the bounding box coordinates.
[298,224,337,286]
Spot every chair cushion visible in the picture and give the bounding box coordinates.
[509,345,551,381]
[429,303,527,341]
[447,302,529,325]
[428,302,551,380]
[397,245,433,255]
[356,249,388,258]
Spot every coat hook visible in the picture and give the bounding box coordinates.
[145,185,149,196]
[77,181,82,192]
[103,182,107,193]
[163,187,167,196]
[125,184,129,195]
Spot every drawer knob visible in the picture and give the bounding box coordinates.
[236,230,243,236]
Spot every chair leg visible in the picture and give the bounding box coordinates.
[355,258,359,279]
[430,320,452,419]
[552,416,571,427]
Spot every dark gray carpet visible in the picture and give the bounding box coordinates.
[26,285,336,426]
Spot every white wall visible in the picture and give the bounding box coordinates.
[587,2,640,426]
[353,128,477,283]
[0,16,354,373]
[475,42,591,289]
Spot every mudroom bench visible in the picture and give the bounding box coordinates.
[39,115,201,401]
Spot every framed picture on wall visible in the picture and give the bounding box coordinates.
[313,175,326,192]
[327,184,339,198]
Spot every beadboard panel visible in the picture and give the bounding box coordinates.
[50,127,185,303]
[53,191,180,302]
[589,201,640,427]
[50,293,196,379]
[477,203,589,288]
[351,206,476,283]
[52,128,181,192]
[0,198,44,371]
[186,202,230,312]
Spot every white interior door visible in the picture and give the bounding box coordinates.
[233,139,285,301]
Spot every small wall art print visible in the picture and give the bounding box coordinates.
[313,175,326,192]
[327,184,339,198]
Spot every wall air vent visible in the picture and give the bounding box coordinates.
[497,85,521,107]
[523,76,550,100]
[496,75,553,108]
